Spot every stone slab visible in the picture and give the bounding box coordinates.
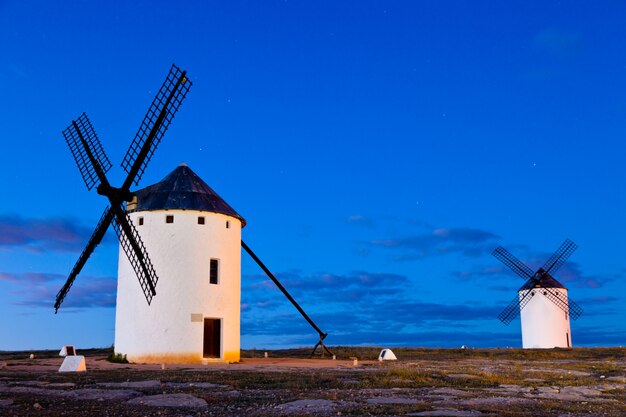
[67,388,142,401]
[59,355,86,372]
[446,374,479,380]
[276,399,337,413]
[127,393,207,407]
[48,383,76,388]
[98,380,161,389]
[409,409,483,417]
[430,388,473,397]
[456,397,535,406]
[164,381,228,389]
[366,396,417,405]
[0,385,141,401]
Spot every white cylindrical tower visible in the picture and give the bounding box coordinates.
[519,275,572,349]
[114,163,245,364]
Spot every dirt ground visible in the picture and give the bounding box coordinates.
[1,347,625,416]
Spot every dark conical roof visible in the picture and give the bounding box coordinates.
[130,163,246,227]
[519,270,566,291]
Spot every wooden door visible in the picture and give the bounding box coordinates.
[203,318,221,358]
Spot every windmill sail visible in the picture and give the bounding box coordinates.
[55,64,192,312]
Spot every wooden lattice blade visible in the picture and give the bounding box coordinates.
[121,64,192,189]
[542,239,577,275]
[54,207,114,312]
[111,207,158,305]
[62,113,112,191]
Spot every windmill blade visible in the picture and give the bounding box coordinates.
[498,288,535,325]
[121,64,192,189]
[111,207,158,305]
[540,288,584,320]
[492,246,535,279]
[62,113,113,190]
[498,295,522,325]
[54,207,115,312]
[241,240,334,357]
[568,298,584,320]
[542,239,577,275]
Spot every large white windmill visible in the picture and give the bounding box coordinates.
[55,65,333,364]
[115,163,245,363]
[493,239,583,349]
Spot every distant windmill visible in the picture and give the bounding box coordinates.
[492,239,583,348]
[55,65,332,363]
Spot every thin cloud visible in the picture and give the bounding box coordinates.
[0,272,64,283]
[556,262,615,289]
[255,301,275,308]
[577,296,619,305]
[347,215,376,228]
[281,270,409,291]
[0,270,117,311]
[0,214,107,253]
[365,300,502,323]
[569,296,620,318]
[370,227,500,260]
[243,270,409,306]
[44,277,117,310]
[452,265,508,281]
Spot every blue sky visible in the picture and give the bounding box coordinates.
[1,1,625,350]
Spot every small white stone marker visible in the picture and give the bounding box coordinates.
[353,358,358,366]
[332,354,336,360]
[29,354,35,359]
[378,349,398,361]
[59,355,86,372]
[264,351,268,358]
[161,363,166,370]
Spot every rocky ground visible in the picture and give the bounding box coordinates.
[0,347,625,416]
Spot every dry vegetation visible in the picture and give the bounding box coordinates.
[1,346,625,416]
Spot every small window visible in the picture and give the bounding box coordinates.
[226,220,230,229]
[138,217,144,226]
[198,216,205,225]
[209,259,219,284]
[166,215,174,224]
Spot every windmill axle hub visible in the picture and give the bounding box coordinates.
[96,184,134,203]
